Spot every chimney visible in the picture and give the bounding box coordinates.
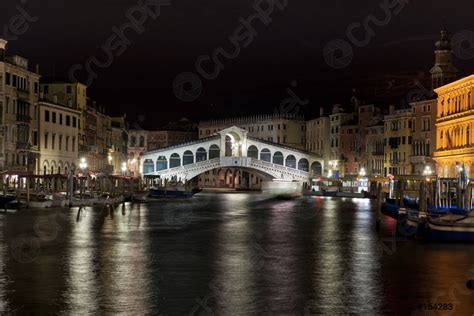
[53,95,58,104]
[389,105,395,114]
[0,39,7,62]
[320,107,324,117]
[35,64,40,74]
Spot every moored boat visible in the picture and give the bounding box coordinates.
[262,179,303,199]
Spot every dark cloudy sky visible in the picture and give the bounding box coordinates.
[1,0,474,128]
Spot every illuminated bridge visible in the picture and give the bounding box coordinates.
[141,126,324,183]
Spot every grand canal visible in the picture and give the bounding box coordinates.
[0,193,473,314]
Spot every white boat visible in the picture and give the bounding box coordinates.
[261,179,303,199]
[28,194,69,208]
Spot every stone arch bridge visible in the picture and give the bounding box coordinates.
[141,126,324,183]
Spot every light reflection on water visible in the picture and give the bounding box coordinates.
[0,194,473,314]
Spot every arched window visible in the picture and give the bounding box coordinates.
[156,156,167,171]
[247,145,258,159]
[273,151,284,165]
[139,136,145,147]
[169,153,181,168]
[298,158,309,171]
[260,148,271,162]
[196,147,207,162]
[183,150,194,165]
[310,161,323,176]
[143,159,154,174]
[285,155,296,169]
[209,145,220,159]
[130,136,137,147]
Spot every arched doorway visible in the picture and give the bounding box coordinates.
[225,133,242,157]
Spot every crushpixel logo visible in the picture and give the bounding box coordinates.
[173,72,203,102]
[323,38,354,69]
[451,30,474,60]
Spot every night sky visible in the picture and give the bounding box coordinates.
[1,0,474,128]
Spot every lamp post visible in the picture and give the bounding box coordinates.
[121,162,127,176]
[79,158,88,198]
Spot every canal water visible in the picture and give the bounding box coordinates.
[0,193,473,315]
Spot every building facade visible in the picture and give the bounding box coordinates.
[38,101,80,175]
[366,123,384,176]
[128,129,148,176]
[433,75,474,178]
[306,109,330,175]
[0,39,40,173]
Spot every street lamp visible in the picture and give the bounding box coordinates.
[359,168,366,177]
[121,162,127,175]
[423,165,433,176]
[79,157,88,171]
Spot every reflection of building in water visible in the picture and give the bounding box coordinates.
[198,114,306,189]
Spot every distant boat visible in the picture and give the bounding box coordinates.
[261,179,303,199]
[149,181,201,198]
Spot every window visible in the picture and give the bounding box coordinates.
[52,112,56,123]
[52,134,56,150]
[72,137,75,151]
[6,73,11,85]
[66,136,69,151]
[34,82,38,94]
[44,133,48,149]
[59,135,62,150]
[59,114,63,125]
[33,131,38,146]
[73,117,77,127]
[66,85,72,94]
[66,115,71,126]
[45,110,50,122]
[43,85,49,94]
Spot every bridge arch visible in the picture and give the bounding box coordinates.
[285,155,296,169]
[273,151,284,165]
[260,148,271,162]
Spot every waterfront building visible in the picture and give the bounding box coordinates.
[306,108,330,176]
[433,74,474,178]
[81,99,113,173]
[365,122,385,176]
[128,127,148,176]
[147,130,197,151]
[110,115,129,175]
[329,104,356,177]
[0,39,41,173]
[37,100,79,174]
[409,99,437,175]
[383,106,414,176]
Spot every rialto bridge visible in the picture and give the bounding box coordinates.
[141,126,324,184]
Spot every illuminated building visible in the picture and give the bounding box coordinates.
[38,100,80,174]
[0,39,40,172]
[433,74,474,178]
